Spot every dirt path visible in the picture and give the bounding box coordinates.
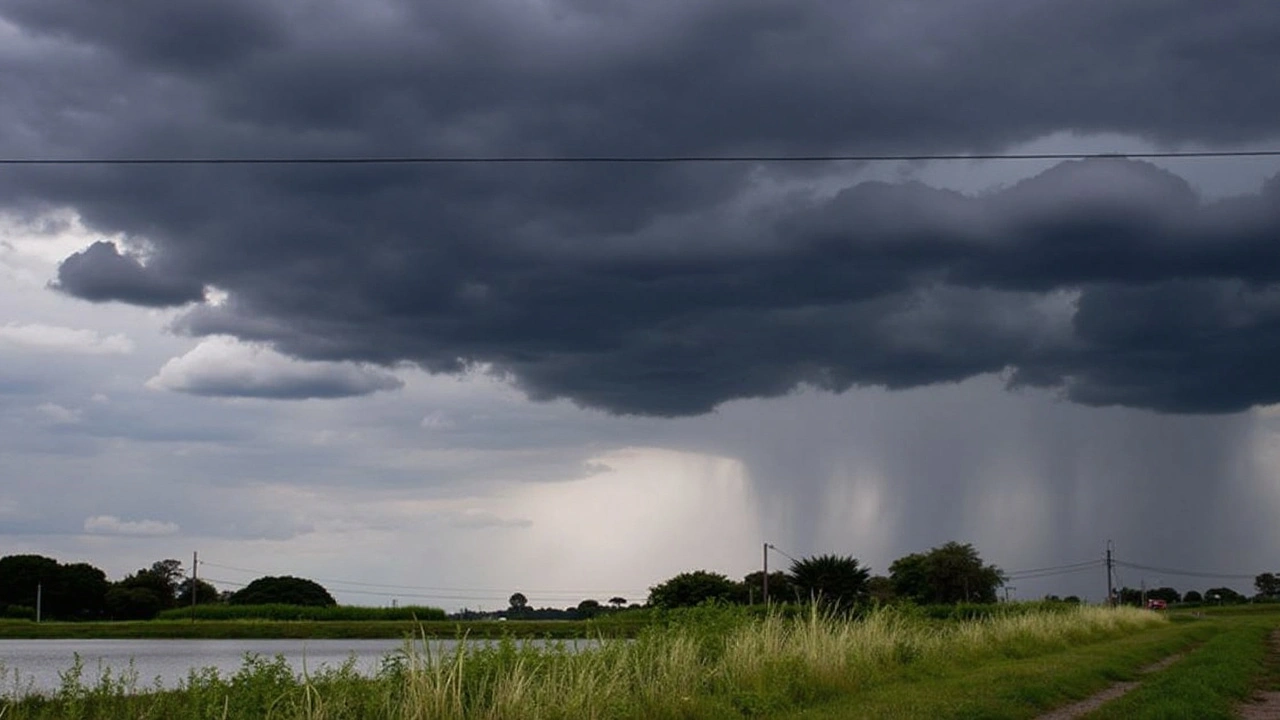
[1237,630,1280,719]
[1033,653,1186,720]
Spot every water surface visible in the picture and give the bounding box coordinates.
[0,638,433,697]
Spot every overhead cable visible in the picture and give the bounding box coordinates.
[2,150,1280,166]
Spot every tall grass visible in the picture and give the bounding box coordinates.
[0,604,1166,720]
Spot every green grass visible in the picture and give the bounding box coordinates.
[1082,615,1275,720]
[778,616,1217,719]
[0,604,1178,719]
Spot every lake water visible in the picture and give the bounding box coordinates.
[0,638,453,698]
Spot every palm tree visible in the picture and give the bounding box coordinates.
[789,554,871,611]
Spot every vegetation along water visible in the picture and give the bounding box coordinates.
[8,602,1273,720]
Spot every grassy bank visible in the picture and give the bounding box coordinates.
[0,604,1178,719]
[0,618,646,640]
[154,604,448,622]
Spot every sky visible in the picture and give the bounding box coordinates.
[3,0,1280,609]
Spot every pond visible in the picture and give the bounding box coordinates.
[0,638,459,698]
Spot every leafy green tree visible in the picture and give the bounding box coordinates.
[608,596,627,608]
[229,576,336,606]
[1183,590,1203,603]
[105,586,167,620]
[1256,573,1280,599]
[742,571,796,604]
[508,592,528,610]
[1205,587,1246,605]
[867,575,896,604]
[0,555,60,612]
[176,578,220,606]
[1147,587,1180,603]
[52,563,110,618]
[576,598,602,618]
[889,542,1004,604]
[0,555,110,619]
[887,552,930,603]
[148,559,185,598]
[647,570,741,608]
[789,554,871,610]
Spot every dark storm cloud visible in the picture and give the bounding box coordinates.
[4,1,1280,415]
[52,241,205,307]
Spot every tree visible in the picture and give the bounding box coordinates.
[508,592,528,610]
[743,571,797,604]
[789,554,871,610]
[0,555,60,611]
[229,576,336,606]
[608,596,627,608]
[867,575,896,604]
[1147,587,1180,604]
[105,585,166,620]
[1183,590,1203,603]
[576,598,602,618]
[647,571,741,608]
[1205,587,1246,605]
[53,563,109,619]
[176,578,220,606]
[0,555,109,620]
[889,542,1004,604]
[1256,573,1280,599]
[107,562,184,620]
[149,559,185,599]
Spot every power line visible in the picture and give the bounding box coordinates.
[1113,560,1255,582]
[1,150,1279,166]
[1005,559,1105,578]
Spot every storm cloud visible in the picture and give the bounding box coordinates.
[3,1,1280,416]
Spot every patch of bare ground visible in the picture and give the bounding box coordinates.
[1237,630,1280,720]
[1034,652,1186,720]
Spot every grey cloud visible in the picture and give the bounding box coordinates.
[3,2,1280,415]
[52,241,205,307]
[148,339,404,400]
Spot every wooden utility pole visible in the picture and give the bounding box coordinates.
[1106,540,1115,607]
[762,543,769,606]
[191,551,198,623]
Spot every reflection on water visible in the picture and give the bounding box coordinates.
[0,638,452,698]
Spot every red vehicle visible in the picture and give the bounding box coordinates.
[1146,599,1167,610]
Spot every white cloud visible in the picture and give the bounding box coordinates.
[83,515,180,536]
[35,402,82,425]
[0,323,134,354]
[147,336,404,399]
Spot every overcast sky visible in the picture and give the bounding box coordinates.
[3,0,1280,608]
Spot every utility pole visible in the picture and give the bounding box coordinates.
[1106,540,1115,608]
[191,551,198,623]
[36,583,42,623]
[762,543,769,606]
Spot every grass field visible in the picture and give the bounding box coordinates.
[3,603,1241,720]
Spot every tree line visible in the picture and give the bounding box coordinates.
[642,541,1005,611]
[0,554,337,621]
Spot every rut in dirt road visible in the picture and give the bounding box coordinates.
[1034,652,1186,720]
[1237,630,1280,720]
